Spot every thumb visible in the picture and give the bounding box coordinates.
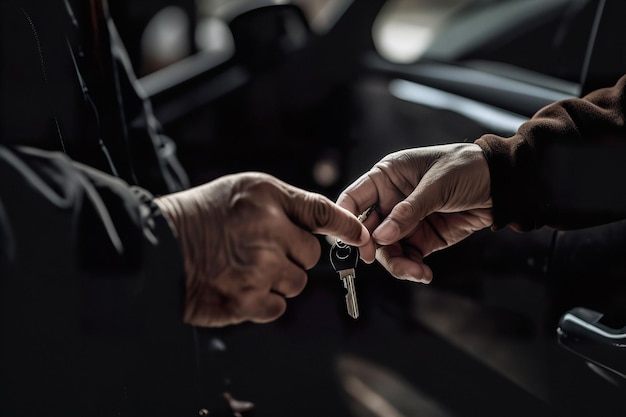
[372,182,441,245]
[281,188,370,247]
[372,200,419,245]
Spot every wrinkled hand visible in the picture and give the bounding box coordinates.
[155,172,369,327]
[337,143,493,283]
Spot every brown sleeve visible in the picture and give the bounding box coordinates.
[476,74,626,231]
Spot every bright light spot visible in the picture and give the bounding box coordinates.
[374,21,435,64]
[195,16,235,54]
[141,6,191,71]
[313,157,340,187]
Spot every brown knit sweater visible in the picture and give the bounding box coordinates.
[475,74,626,232]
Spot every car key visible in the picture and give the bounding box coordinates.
[329,206,375,319]
[330,239,360,319]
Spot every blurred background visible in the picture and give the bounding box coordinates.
[107,0,626,415]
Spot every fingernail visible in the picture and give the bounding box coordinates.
[373,220,400,244]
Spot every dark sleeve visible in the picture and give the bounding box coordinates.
[0,145,200,414]
[0,144,186,332]
[475,74,626,231]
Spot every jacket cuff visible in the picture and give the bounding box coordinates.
[129,186,187,333]
[475,134,545,231]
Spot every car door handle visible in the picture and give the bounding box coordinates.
[558,307,626,381]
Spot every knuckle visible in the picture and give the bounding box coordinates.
[370,163,388,179]
[301,237,321,270]
[375,151,408,171]
[230,193,282,228]
[303,193,334,228]
[282,270,307,298]
[230,196,258,219]
[346,221,364,243]
[255,298,287,323]
[392,200,419,223]
[287,234,322,270]
[301,195,361,242]
[249,179,277,196]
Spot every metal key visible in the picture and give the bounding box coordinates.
[330,240,360,319]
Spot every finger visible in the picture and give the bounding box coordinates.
[358,208,380,263]
[271,261,308,299]
[372,201,419,245]
[278,221,322,270]
[359,239,377,264]
[237,256,306,322]
[325,206,379,263]
[280,187,369,247]
[360,207,381,231]
[375,244,432,283]
[336,172,380,216]
[372,177,444,245]
[244,293,288,324]
[410,212,460,258]
[324,232,376,264]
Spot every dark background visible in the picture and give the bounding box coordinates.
[109,1,626,415]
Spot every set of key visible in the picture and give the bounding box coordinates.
[330,240,360,318]
[329,206,375,319]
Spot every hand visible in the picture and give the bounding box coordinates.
[155,172,370,327]
[337,143,493,283]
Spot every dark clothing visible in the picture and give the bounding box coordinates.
[476,74,626,232]
[0,0,188,193]
[0,1,223,415]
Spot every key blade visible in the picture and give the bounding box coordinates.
[339,270,359,319]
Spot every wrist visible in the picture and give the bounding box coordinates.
[154,194,201,274]
[154,195,182,239]
[155,193,220,325]
[154,195,201,282]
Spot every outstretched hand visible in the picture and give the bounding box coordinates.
[155,172,370,327]
[337,143,493,283]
